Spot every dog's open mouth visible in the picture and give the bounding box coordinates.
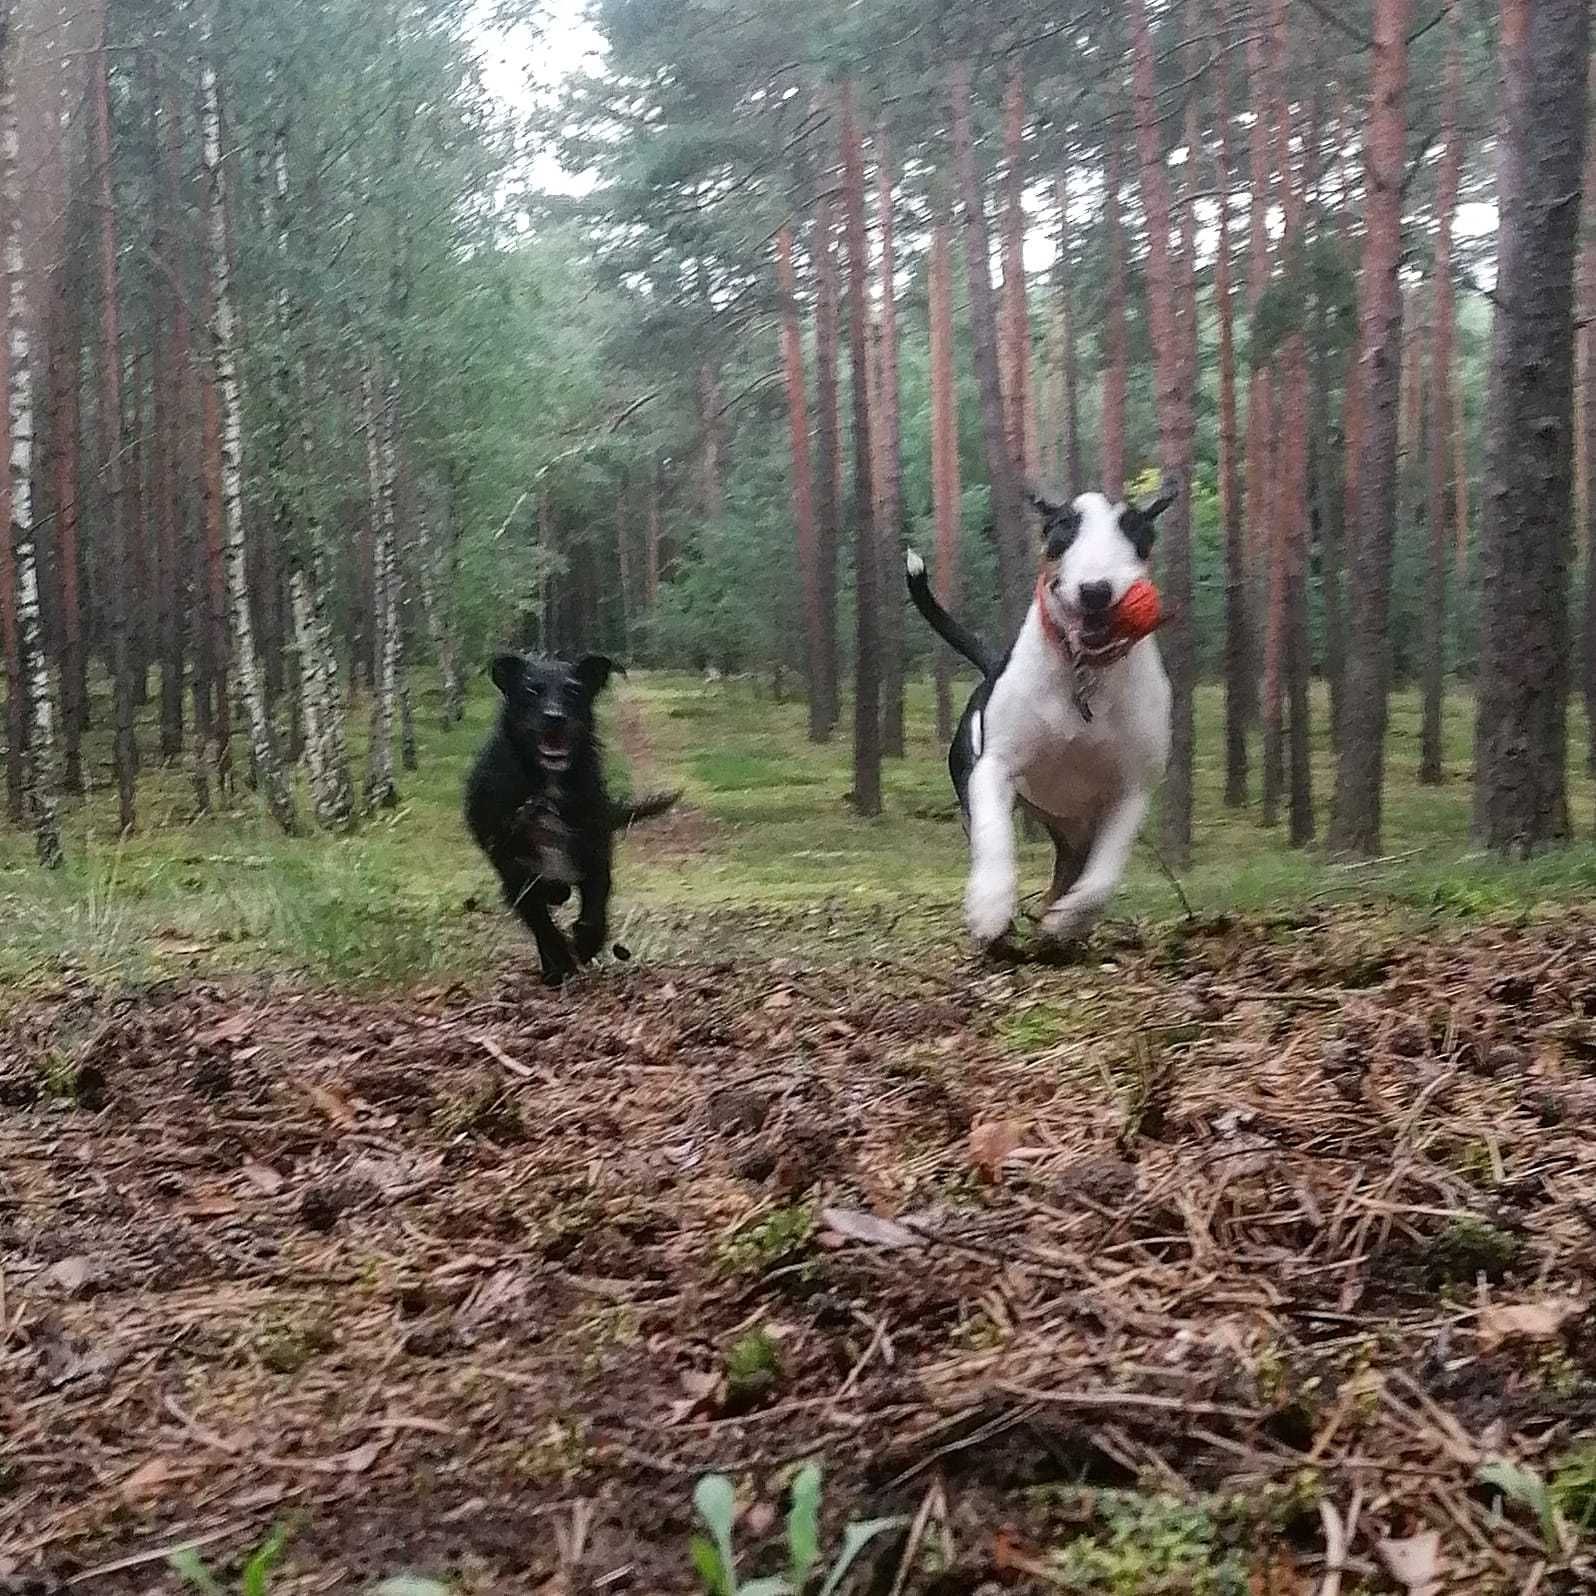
[538,724,572,770]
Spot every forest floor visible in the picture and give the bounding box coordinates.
[6,676,1596,1591]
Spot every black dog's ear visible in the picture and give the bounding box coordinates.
[1121,479,1179,559]
[490,653,526,696]
[1027,480,1071,517]
[574,654,618,697]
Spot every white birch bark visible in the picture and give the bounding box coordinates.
[363,359,399,807]
[3,58,61,867]
[201,33,297,834]
[271,126,351,827]
[414,486,463,726]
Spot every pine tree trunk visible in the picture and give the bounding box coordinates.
[999,69,1034,479]
[92,13,137,832]
[930,207,963,744]
[776,223,827,744]
[1101,124,1128,500]
[1214,0,1248,807]
[839,82,880,817]
[1474,0,1588,854]
[1583,57,1596,774]
[4,63,61,866]
[949,58,1031,636]
[812,190,841,736]
[646,471,661,609]
[127,345,149,706]
[697,361,724,522]
[876,122,905,758]
[416,494,463,727]
[1241,26,1275,708]
[1420,4,1462,786]
[1055,166,1083,491]
[1129,0,1197,865]
[364,359,399,809]
[48,254,85,791]
[201,38,296,835]
[1260,383,1285,827]
[1328,0,1411,857]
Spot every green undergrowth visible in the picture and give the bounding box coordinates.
[3,668,1596,995]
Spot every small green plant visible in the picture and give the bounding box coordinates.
[1480,1459,1572,1558]
[690,1464,905,1596]
[724,1328,783,1406]
[1420,1217,1521,1288]
[170,1525,291,1595]
[716,1204,814,1276]
[1037,1489,1250,1594]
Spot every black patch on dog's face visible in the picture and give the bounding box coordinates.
[1118,488,1176,562]
[489,652,617,775]
[1029,485,1082,562]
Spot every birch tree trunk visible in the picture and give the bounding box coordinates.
[47,253,84,791]
[1583,56,1596,774]
[364,359,399,809]
[2,31,62,866]
[201,34,297,834]
[0,236,19,826]
[415,491,463,728]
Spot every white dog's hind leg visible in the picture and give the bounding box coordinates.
[965,755,1019,944]
[1039,788,1150,941]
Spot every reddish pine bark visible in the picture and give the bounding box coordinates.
[128,345,149,705]
[1241,25,1275,690]
[1328,0,1412,857]
[1213,0,1248,807]
[930,208,962,744]
[812,184,841,735]
[949,58,1031,634]
[775,223,827,743]
[1583,57,1596,773]
[876,121,905,758]
[999,68,1034,479]
[646,469,662,609]
[1129,0,1197,863]
[1101,124,1128,500]
[92,14,138,832]
[1054,166,1083,491]
[839,82,880,817]
[1420,3,1462,786]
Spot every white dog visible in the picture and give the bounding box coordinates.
[906,486,1174,947]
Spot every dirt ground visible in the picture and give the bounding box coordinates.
[6,907,1596,1592]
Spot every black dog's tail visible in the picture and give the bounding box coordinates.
[610,790,681,831]
[905,549,997,679]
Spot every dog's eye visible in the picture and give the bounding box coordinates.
[1044,516,1079,561]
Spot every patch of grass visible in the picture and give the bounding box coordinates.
[997,1001,1084,1052]
[723,1328,783,1407]
[1418,1217,1522,1288]
[716,1204,814,1277]
[7,667,1596,991]
[1033,1488,1251,1594]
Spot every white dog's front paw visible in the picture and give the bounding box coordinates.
[965,870,1017,945]
[1039,887,1107,944]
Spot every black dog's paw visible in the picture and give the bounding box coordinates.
[612,943,632,961]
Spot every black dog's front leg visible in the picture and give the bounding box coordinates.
[572,858,611,965]
[494,854,577,985]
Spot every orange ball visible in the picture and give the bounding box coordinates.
[1110,578,1164,642]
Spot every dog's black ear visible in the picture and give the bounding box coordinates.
[574,653,617,697]
[1026,480,1071,517]
[490,653,526,696]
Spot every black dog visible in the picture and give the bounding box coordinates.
[464,652,677,985]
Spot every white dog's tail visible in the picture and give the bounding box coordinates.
[904,549,997,679]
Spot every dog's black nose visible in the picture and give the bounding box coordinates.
[1078,580,1113,614]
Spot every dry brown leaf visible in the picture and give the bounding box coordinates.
[296,1078,358,1129]
[1377,1531,1443,1596]
[819,1206,924,1250]
[342,1439,385,1474]
[1477,1297,1584,1352]
[241,1162,286,1196]
[174,1193,240,1218]
[45,1256,95,1295]
[968,1119,1024,1181]
[119,1457,182,1502]
[763,988,796,1011]
[196,1014,253,1047]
